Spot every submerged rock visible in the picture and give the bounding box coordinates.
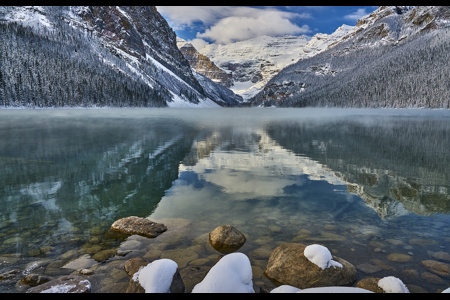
[18,273,52,287]
[160,248,198,268]
[26,275,91,293]
[62,254,98,270]
[430,251,450,262]
[0,269,21,281]
[92,248,117,262]
[110,216,167,238]
[209,225,246,254]
[386,253,413,263]
[421,260,450,278]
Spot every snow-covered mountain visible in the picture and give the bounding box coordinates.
[193,25,353,100]
[0,6,241,108]
[3,6,450,109]
[251,6,450,108]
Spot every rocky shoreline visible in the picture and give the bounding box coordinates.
[1,216,450,293]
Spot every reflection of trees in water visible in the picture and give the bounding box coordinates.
[266,117,450,216]
[0,114,198,255]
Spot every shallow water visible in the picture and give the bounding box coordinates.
[0,108,449,292]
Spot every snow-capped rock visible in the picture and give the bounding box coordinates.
[270,275,410,293]
[270,285,302,293]
[304,244,343,270]
[192,252,254,293]
[377,276,409,293]
[271,286,373,293]
[135,259,178,293]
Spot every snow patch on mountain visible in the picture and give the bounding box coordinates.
[196,26,353,100]
[0,6,52,28]
[166,92,221,108]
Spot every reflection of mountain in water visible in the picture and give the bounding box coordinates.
[266,116,450,217]
[180,127,347,189]
[0,111,198,254]
[149,125,363,225]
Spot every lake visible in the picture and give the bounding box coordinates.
[0,108,449,292]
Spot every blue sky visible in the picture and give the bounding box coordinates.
[157,6,378,49]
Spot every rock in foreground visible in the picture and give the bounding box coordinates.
[124,257,185,293]
[192,252,254,293]
[209,225,246,254]
[110,216,167,238]
[264,243,357,289]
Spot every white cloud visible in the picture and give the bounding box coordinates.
[157,6,312,44]
[189,38,210,51]
[197,12,311,44]
[156,6,228,30]
[344,8,369,21]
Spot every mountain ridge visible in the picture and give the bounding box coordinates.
[250,6,450,108]
[0,6,241,108]
[1,6,450,109]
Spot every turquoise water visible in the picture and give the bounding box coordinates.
[0,108,449,292]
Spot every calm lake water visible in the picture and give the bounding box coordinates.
[0,108,449,292]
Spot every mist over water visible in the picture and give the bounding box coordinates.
[0,108,449,292]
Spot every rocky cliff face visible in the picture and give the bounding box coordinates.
[177,39,232,88]
[251,6,450,108]
[344,6,450,46]
[70,6,204,95]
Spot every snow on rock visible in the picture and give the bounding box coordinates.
[136,259,178,293]
[304,244,343,270]
[270,285,302,293]
[297,286,373,293]
[192,252,254,293]
[377,276,409,293]
[271,285,373,293]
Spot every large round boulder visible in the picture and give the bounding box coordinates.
[209,225,246,254]
[264,243,357,289]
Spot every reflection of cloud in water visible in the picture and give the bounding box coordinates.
[202,168,297,198]
[181,129,345,199]
[149,129,349,221]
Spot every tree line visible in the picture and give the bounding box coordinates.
[0,21,170,108]
[252,28,450,109]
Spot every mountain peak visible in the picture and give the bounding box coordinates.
[196,33,343,100]
[0,6,240,108]
[178,41,233,89]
